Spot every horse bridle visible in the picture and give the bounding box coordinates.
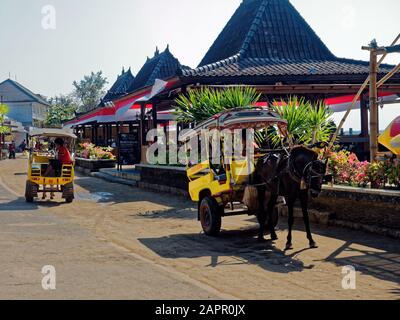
[303,161,325,183]
[289,158,325,190]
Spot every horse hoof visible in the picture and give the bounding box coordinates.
[285,243,293,251]
[258,237,267,243]
[271,234,278,241]
[309,242,318,249]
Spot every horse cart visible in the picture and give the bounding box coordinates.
[25,128,76,203]
[183,108,289,236]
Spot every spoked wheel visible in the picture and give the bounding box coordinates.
[199,196,222,236]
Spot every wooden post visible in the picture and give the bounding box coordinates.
[360,94,369,137]
[152,102,158,130]
[140,102,147,163]
[91,126,95,144]
[328,34,400,152]
[369,50,379,162]
[140,102,146,146]
[360,94,369,160]
[116,122,120,171]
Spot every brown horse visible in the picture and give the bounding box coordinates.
[253,146,328,250]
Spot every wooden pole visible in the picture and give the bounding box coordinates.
[139,102,147,164]
[327,33,400,151]
[152,102,158,130]
[360,94,369,160]
[140,102,146,146]
[369,50,379,162]
[327,80,369,150]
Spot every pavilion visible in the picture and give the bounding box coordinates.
[68,46,188,149]
[67,0,400,162]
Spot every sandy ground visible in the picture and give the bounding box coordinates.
[0,156,399,300]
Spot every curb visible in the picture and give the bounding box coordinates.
[90,172,138,187]
[328,219,400,240]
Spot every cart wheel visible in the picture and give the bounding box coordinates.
[199,196,222,236]
[265,205,280,230]
[63,183,74,203]
[25,181,34,203]
[65,197,74,203]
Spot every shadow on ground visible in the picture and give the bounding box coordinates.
[139,226,316,275]
[140,218,400,286]
[77,174,400,286]
[0,197,68,211]
[314,227,400,286]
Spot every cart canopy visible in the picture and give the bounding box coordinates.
[28,128,77,139]
[181,108,288,141]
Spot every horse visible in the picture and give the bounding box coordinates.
[252,145,328,250]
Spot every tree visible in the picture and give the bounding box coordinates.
[72,71,108,112]
[0,103,10,134]
[268,96,335,147]
[0,103,10,160]
[45,94,78,127]
[174,87,261,124]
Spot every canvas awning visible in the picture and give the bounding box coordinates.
[325,92,399,112]
[64,79,177,128]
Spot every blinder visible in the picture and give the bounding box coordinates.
[302,160,327,192]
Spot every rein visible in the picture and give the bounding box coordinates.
[288,155,325,189]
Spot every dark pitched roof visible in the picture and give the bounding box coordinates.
[128,46,186,92]
[184,0,397,83]
[102,68,135,102]
[185,56,394,78]
[0,79,50,106]
[199,0,334,67]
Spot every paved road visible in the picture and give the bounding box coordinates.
[0,157,399,299]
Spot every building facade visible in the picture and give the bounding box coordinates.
[0,79,50,128]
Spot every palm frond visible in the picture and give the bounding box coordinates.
[173,87,260,124]
[269,96,335,146]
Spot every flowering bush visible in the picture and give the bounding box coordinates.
[328,150,399,189]
[367,162,386,189]
[77,142,115,160]
[383,158,400,188]
[328,150,368,187]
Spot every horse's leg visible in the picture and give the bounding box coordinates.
[285,197,295,251]
[257,187,268,242]
[267,194,278,241]
[300,190,318,248]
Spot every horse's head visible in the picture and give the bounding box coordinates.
[306,159,328,198]
[290,146,328,198]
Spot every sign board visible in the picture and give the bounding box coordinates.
[118,130,140,166]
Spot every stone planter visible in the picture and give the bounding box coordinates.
[310,185,400,231]
[75,157,116,172]
[136,164,189,196]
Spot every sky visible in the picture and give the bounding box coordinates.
[0,0,399,130]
